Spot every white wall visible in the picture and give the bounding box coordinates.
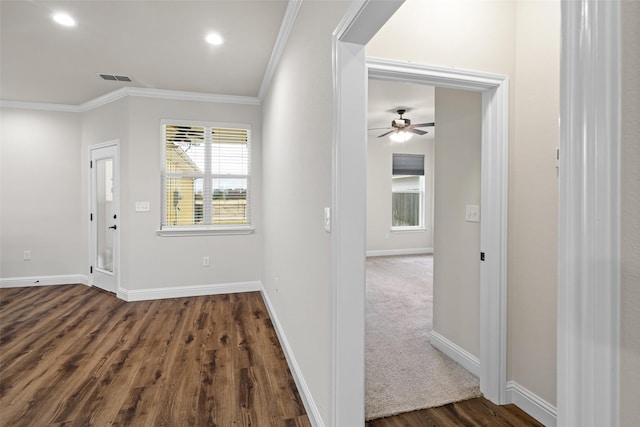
[121,97,262,291]
[1,96,262,294]
[432,88,481,358]
[510,0,559,404]
[1,108,84,279]
[261,1,350,424]
[81,98,130,286]
[367,131,434,254]
[368,0,560,407]
[620,1,640,425]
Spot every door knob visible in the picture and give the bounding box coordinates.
[108,225,117,230]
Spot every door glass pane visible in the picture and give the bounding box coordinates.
[96,158,113,272]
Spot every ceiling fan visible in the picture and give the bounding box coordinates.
[370,109,435,141]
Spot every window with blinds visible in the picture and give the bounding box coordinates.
[162,121,251,230]
[391,153,425,229]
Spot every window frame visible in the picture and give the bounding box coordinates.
[158,119,254,236]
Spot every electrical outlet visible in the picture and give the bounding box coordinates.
[202,256,210,267]
[135,201,150,212]
[24,250,31,261]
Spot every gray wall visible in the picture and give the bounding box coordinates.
[620,1,640,425]
[261,2,350,424]
[366,127,434,254]
[2,96,263,292]
[1,109,84,278]
[432,88,481,358]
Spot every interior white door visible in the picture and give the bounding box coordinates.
[90,143,119,293]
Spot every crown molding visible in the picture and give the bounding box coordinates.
[1,87,261,113]
[258,0,303,101]
[0,100,82,113]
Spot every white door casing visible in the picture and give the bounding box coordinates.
[331,2,509,425]
[89,142,120,293]
[367,59,510,404]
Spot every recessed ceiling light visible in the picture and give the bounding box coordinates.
[205,33,224,46]
[52,12,77,27]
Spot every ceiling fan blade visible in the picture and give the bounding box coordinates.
[412,122,435,128]
[377,130,395,138]
[409,128,428,135]
[368,127,392,131]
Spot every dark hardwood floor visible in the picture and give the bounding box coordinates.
[0,285,310,426]
[365,397,544,427]
[2,285,543,427]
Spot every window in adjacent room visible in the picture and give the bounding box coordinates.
[161,120,251,233]
[391,153,425,230]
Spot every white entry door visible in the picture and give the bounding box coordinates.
[90,143,119,293]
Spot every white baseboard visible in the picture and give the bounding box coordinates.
[366,247,433,257]
[506,381,557,427]
[117,281,262,302]
[260,287,324,427]
[0,274,89,288]
[430,330,480,377]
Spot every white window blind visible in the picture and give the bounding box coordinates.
[162,121,251,230]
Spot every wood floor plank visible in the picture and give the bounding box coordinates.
[0,287,311,426]
[365,397,545,427]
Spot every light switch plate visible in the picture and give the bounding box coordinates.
[466,205,480,222]
[135,201,150,212]
[324,207,331,233]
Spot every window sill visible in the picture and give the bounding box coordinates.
[390,227,426,233]
[157,226,255,237]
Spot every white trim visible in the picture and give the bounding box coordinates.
[1,87,260,113]
[367,57,505,92]
[367,59,509,404]
[430,330,480,377]
[506,381,557,427]
[0,274,89,288]
[558,0,621,426]
[0,100,82,112]
[331,36,369,427]
[366,248,432,257]
[156,227,255,237]
[260,287,324,427]
[258,0,302,101]
[117,281,261,302]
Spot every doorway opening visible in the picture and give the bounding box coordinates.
[330,48,509,424]
[365,79,485,419]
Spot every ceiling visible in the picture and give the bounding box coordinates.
[0,0,289,105]
[1,0,434,129]
[368,79,435,139]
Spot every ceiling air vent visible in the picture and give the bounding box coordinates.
[98,73,132,82]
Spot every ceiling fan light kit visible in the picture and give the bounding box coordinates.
[373,109,435,142]
[389,131,412,143]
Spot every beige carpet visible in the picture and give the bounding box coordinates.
[365,254,482,420]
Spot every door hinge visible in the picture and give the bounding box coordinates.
[90,160,93,168]
[90,213,93,221]
[480,252,485,261]
[90,265,93,274]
